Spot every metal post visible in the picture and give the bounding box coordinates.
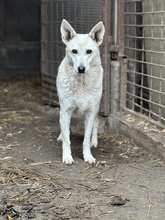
[101,0,111,116]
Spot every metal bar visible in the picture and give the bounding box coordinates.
[112,0,118,45]
[126,58,165,67]
[125,36,165,41]
[127,71,165,81]
[117,0,126,112]
[125,47,165,56]
[101,0,111,116]
[128,67,165,77]
[124,24,165,27]
[126,93,165,110]
[117,0,125,55]
[125,11,165,15]
[109,0,124,55]
[126,83,165,96]
[125,0,141,2]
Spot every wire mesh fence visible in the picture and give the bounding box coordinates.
[124,0,165,125]
[41,0,103,106]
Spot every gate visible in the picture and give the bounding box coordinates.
[41,0,125,116]
[124,0,165,125]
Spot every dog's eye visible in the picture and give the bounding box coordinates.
[72,49,78,54]
[86,49,92,54]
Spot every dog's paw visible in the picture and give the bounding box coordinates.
[84,155,96,164]
[63,155,74,165]
[90,141,98,148]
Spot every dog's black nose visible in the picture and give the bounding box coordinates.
[78,66,85,73]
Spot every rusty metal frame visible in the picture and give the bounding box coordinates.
[109,0,125,56]
[101,0,111,116]
[101,0,125,116]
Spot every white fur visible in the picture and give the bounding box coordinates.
[56,19,105,164]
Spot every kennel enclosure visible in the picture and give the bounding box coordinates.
[41,0,165,126]
[41,0,125,116]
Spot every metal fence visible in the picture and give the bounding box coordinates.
[124,0,165,125]
[41,0,105,108]
[41,0,165,125]
[41,0,125,116]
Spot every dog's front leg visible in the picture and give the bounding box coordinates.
[91,115,98,148]
[59,109,74,164]
[83,113,96,164]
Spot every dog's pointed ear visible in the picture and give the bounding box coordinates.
[88,22,105,46]
[60,19,77,45]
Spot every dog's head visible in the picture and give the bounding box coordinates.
[60,19,105,74]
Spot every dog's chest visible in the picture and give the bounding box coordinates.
[70,78,100,112]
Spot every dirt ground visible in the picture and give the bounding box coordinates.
[0,77,165,220]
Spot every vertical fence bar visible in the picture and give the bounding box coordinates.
[101,0,111,116]
[118,0,127,111]
[118,0,125,56]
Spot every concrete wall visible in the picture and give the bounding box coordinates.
[0,0,40,78]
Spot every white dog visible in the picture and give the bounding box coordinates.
[56,19,105,164]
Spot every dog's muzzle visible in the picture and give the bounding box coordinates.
[78,66,85,74]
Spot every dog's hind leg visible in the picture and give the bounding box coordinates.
[59,109,74,164]
[83,113,96,164]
